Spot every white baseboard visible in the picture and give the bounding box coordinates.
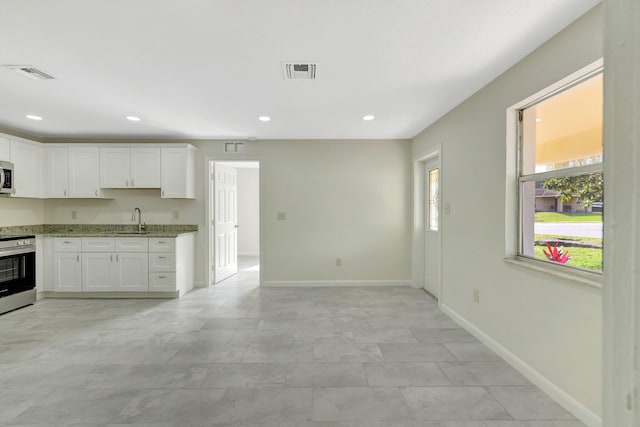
[238,251,259,256]
[262,280,411,288]
[440,303,601,427]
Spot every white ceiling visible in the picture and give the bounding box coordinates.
[0,0,599,140]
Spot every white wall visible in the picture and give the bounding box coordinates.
[236,167,259,256]
[43,139,412,286]
[0,198,44,226]
[412,4,602,423]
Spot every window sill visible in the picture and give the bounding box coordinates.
[503,256,602,289]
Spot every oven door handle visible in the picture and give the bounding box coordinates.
[0,247,35,257]
[0,167,5,189]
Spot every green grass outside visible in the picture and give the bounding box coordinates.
[534,244,602,271]
[534,212,602,223]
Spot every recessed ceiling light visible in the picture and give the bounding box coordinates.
[536,118,542,122]
[258,116,271,122]
[126,116,141,122]
[26,114,43,121]
[362,115,375,121]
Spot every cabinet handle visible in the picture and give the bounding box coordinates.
[110,254,114,262]
[95,189,98,197]
[158,276,167,279]
[126,178,129,187]
[158,241,166,244]
[116,254,119,262]
[162,190,165,197]
[158,256,167,259]
[64,240,71,244]
[64,189,67,197]
[76,255,80,262]
[131,179,135,187]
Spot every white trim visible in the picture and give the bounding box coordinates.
[262,280,411,288]
[504,257,602,288]
[440,303,601,427]
[39,291,179,299]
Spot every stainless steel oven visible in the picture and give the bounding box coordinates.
[0,160,15,195]
[0,235,36,315]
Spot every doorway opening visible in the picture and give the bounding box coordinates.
[207,160,260,286]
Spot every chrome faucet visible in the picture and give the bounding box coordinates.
[132,207,145,233]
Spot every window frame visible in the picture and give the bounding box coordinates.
[506,59,604,280]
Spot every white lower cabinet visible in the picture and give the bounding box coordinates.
[45,234,194,296]
[54,253,82,292]
[82,253,115,291]
[116,253,149,291]
[81,238,149,292]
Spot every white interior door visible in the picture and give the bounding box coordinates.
[213,163,238,283]
[424,158,441,298]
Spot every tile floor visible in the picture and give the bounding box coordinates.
[0,257,585,426]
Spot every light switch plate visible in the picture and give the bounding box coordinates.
[277,212,286,221]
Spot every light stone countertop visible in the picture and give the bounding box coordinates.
[0,224,198,237]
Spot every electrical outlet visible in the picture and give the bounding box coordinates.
[473,289,480,303]
[277,212,286,221]
[71,211,77,220]
[336,258,343,267]
[173,210,179,220]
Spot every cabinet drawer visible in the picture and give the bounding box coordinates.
[54,237,82,252]
[115,238,148,253]
[149,272,176,292]
[148,238,175,252]
[149,253,176,272]
[82,238,116,252]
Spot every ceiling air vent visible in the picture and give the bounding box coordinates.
[282,62,317,80]
[3,65,55,80]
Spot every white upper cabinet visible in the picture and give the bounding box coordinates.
[131,147,161,188]
[10,140,44,198]
[100,147,130,188]
[46,146,70,198]
[100,146,160,189]
[47,146,108,198]
[161,145,196,199]
[69,147,107,198]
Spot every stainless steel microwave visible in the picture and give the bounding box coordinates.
[0,161,15,195]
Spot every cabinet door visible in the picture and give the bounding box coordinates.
[11,140,43,198]
[82,253,115,291]
[161,147,195,198]
[69,147,101,198]
[100,148,131,188]
[131,147,160,188]
[115,253,148,291]
[46,146,69,198]
[54,253,82,292]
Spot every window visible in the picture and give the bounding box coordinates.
[428,168,439,231]
[517,71,603,272]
